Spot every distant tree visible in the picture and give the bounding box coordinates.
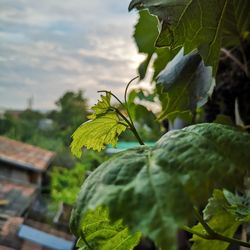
[49,90,88,130]
[48,90,89,146]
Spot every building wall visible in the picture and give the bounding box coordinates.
[0,163,42,186]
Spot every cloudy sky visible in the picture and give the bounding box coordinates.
[0,0,145,110]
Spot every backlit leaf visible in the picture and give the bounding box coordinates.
[70,93,127,157]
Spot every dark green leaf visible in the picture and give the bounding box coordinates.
[157,49,215,121]
[70,123,250,250]
[129,0,250,74]
[133,10,159,79]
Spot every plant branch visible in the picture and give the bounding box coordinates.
[239,38,249,78]
[123,76,140,137]
[221,48,249,77]
[80,231,93,250]
[181,226,212,240]
[124,76,139,106]
[187,207,250,248]
[112,107,144,145]
[98,89,144,145]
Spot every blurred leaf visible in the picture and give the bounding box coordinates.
[133,10,159,79]
[76,207,141,250]
[191,189,250,250]
[153,47,178,79]
[213,115,235,126]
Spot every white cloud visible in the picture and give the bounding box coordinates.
[0,0,149,110]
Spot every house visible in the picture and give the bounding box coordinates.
[0,136,75,250]
[0,136,55,186]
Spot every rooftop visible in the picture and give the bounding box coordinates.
[0,179,37,216]
[0,136,55,172]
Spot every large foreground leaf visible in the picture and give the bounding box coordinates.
[70,123,250,250]
[191,189,250,250]
[76,207,141,250]
[157,49,215,120]
[129,0,250,74]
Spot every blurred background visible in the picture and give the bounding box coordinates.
[0,1,161,249]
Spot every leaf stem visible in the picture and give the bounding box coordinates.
[98,89,145,145]
[124,76,139,106]
[80,231,93,250]
[221,48,249,77]
[123,76,142,141]
[113,107,145,145]
[186,207,250,248]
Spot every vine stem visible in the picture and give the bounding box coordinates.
[80,231,93,250]
[113,107,145,145]
[221,48,249,77]
[181,208,250,248]
[98,87,145,146]
[123,76,140,132]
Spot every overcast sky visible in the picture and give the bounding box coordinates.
[0,0,145,110]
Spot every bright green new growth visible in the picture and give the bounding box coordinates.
[191,189,250,250]
[70,123,250,250]
[70,93,127,158]
[76,207,141,250]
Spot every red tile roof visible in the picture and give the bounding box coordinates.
[0,136,55,172]
[0,180,37,216]
[0,246,16,250]
[0,216,24,238]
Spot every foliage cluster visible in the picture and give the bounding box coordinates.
[69,1,250,250]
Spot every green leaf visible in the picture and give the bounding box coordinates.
[153,47,178,79]
[191,214,240,250]
[70,123,250,250]
[70,113,127,157]
[133,10,159,79]
[129,0,250,74]
[87,93,112,120]
[157,49,215,121]
[191,189,250,250]
[77,207,141,250]
[70,93,127,157]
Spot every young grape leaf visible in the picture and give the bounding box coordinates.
[87,93,112,119]
[191,189,250,250]
[157,49,215,121]
[70,93,127,158]
[129,0,250,74]
[70,123,250,250]
[76,206,141,250]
